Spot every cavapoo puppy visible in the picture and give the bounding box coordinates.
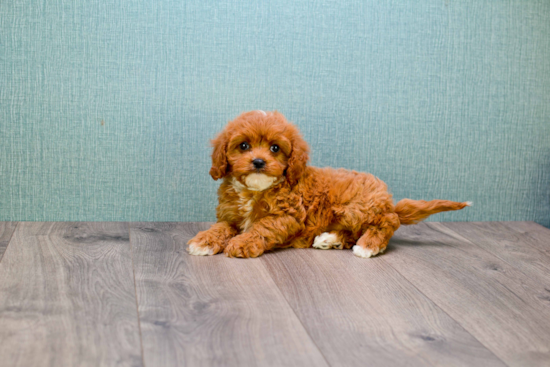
[188,110,470,258]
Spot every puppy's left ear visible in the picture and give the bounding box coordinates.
[285,125,310,185]
[209,131,230,180]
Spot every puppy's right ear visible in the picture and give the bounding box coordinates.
[209,131,230,180]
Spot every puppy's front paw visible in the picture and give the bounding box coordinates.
[224,233,265,258]
[187,242,215,256]
[187,231,226,256]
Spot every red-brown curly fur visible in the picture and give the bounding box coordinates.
[188,110,469,258]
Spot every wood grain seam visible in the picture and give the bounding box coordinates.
[384,261,511,366]
[512,221,550,232]
[0,222,19,264]
[128,222,147,367]
[259,258,333,367]
[378,257,511,367]
[438,222,550,288]
[500,221,550,250]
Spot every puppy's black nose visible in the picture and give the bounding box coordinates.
[252,159,266,169]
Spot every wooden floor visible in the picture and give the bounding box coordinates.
[0,222,549,367]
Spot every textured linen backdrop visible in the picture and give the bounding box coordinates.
[1,0,549,226]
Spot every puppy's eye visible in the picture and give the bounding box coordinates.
[270,144,280,153]
[239,142,250,151]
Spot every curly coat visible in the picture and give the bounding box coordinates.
[188,110,469,258]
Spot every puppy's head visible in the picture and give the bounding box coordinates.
[209,110,309,190]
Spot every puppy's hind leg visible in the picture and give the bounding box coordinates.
[353,213,400,258]
[313,230,355,250]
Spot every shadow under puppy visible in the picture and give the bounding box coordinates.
[188,110,470,258]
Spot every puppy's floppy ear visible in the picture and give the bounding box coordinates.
[285,125,310,185]
[209,131,230,180]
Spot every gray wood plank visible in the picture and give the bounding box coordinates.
[0,222,17,261]
[501,221,550,259]
[0,222,143,367]
[442,221,550,286]
[385,222,550,367]
[261,248,506,367]
[130,222,328,367]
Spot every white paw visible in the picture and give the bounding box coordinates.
[313,232,342,250]
[352,245,377,258]
[187,242,214,256]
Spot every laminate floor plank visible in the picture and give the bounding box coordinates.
[385,222,550,367]
[3,221,546,367]
[501,221,550,259]
[261,248,506,367]
[130,222,328,367]
[0,222,17,261]
[442,221,550,285]
[0,222,143,367]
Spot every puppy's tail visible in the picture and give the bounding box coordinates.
[395,199,471,225]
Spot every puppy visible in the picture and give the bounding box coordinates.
[188,110,470,258]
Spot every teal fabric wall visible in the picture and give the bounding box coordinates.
[1,0,549,226]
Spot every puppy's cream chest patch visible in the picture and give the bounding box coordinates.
[232,178,261,232]
[238,195,256,232]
